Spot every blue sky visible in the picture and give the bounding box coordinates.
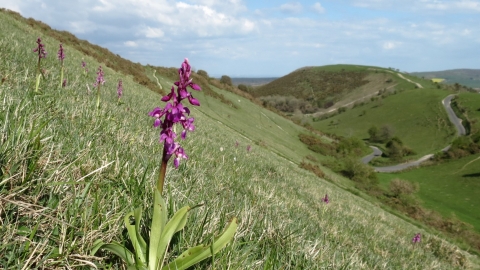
[1,0,479,77]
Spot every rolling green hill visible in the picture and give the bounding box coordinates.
[411,69,480,89]
[1,8,479,269]
[252,65,435,115]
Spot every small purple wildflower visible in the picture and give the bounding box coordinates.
[117,79,123,99]
[33,37,47,59]
[62,79,67,87]
[57,43,65,61]
[93,66,105,87]
[82,61,88,74]
[149,58,201,169]
[412,233,421,243]
[322,194,329,204]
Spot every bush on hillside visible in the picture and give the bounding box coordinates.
[238,84,248,92]
[298,133,337,156]
[220,75,233,86]
[260,95,318,114]
[299,162,325,178]
[336,137,367,157]
[368,124,394,143]
[389,178,419,197]
[197,69,209,79]
[342,157,379,188]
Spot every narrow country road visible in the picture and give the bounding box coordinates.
[361,146,382,164]
[362,94,464,172]
[442,94,466,136]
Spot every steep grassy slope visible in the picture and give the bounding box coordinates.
[1,10,478,269]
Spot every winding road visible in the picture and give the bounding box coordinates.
[443,94,466,136]
[362,94,465,172]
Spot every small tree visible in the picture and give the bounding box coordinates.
[238,84,248,92]
[386,137,404,160]
[220,75,232,86]
[197,69,209,79]
[389,178,419,197]
[368,125,380,142]
[379,125,394,142]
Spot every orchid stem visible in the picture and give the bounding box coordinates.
[96,85,100,109]
[157,147,168,194]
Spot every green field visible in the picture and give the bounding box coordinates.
[312,87,456,157]
[456,92,480,134]
[378,154,480,233]
[1,9,478,269]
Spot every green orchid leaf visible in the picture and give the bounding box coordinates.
[162,217,237,270]
[148,189,168,270]
[155,205,190,268]
[124,209,147,266]
[134,208,148,256]
[91,239,135,266]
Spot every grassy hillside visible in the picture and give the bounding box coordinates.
[378,153,480,233]
[1,9,479,269]
[411,69,480,89]
[252,65,431,115]
[311,87,456,158]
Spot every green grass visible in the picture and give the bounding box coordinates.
[456,92,480,134]
[1,10,479,269]
[312,87,457,157]
[377,153,480,233]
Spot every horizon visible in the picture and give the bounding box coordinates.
[1,0,479,77]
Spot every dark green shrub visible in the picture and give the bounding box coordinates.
[220,75,233,86]
[238,84,248,92]
[197,69,209,79]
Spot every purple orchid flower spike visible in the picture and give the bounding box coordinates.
[412,233,421,243]
[149,58,202,192]
[94,66,105,109]
[57,43,65,61]
[117,79,123,99]
[33,37,47,92]
[33,37,47,59]
[322,194,329,204]
[93,66,105,87]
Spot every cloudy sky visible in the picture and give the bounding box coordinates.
[1,0,479,77]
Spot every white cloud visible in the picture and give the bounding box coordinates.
[353,0,480,12]
[280,2,303,14]
[124,41,138,47]
[3,0,479,76]
[312,2,326,13]
[142,27,165,38]
[0,0,21,12]
[93,0,115,12]
[68,21,97,34]
[382,41,398,50]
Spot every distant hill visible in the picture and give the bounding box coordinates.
[231,77,278,86]
[411,69,480,89]
[251,65,418,114]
